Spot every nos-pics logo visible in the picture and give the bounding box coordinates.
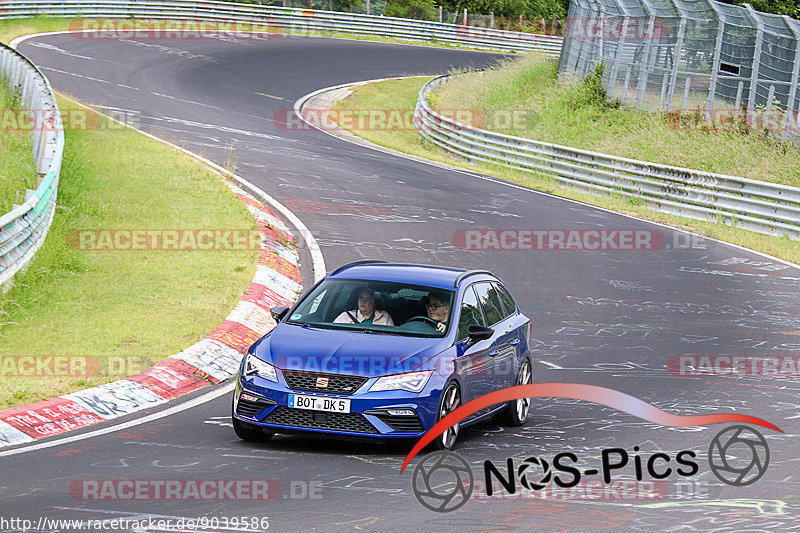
[412,425,770,512]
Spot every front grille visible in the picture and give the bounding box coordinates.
[282,370,368,395]
[373,414,424,432]
[264,406,378,434]
[237,397,274,418]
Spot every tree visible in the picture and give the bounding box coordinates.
[436,0,568,18]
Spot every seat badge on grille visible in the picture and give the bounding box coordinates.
[316,377,329,388]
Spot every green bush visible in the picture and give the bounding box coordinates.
[385,0,438,19]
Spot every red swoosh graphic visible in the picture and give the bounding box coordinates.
[400,383,782,473]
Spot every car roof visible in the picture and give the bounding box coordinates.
[328,261,494,290]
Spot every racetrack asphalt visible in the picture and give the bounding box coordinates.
[2,32,800,532]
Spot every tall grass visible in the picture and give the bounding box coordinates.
[433,54,800,186]
[0,79,37,214]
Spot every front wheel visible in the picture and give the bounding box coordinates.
[429,382,461,450]
[494,358,532,427]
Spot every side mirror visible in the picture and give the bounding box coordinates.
[270,306,289,322]
[467,324,494,346]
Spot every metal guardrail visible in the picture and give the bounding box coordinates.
[0,1,564,55]
[0,43,63,289]
[415,74,800,239]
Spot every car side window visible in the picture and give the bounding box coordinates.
[473,282,504,326]
[493,282,517,318]
[457,286,484,341]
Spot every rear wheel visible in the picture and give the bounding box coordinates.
[429,382,461,450]
[494,358,532,427]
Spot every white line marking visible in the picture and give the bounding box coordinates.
[539,361,564,369]
[0,383,235,458]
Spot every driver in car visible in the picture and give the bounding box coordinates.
[425,292,450,333]
[334,288,394,326]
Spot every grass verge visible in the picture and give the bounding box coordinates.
[0,97,259,408]
[0,80,37,214]
[331,73,800,264]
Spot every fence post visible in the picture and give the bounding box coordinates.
[463,8,467,26]
[682,76,691,111]
[744,4,764,129]
[706,1,726,120]
[666,14,687,111]
[608,15,629,96]
[783,15,800,139]
[366,0,370,15]
[634,0,656,109]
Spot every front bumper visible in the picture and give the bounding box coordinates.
[233,371,444,439]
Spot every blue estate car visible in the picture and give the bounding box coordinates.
[232,261,533,449]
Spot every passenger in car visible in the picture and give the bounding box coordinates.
[333,288,395,326]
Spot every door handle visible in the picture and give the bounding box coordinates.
[510,339,520,346]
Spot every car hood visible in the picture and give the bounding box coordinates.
[251,323,451,377]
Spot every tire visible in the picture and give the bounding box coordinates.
[429,381,461,450]
[232,400,274,442]
[494,358,532,427]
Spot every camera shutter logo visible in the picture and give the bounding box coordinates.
[518,456,552,490]
[412,451,473,512]
[708,425,770,486]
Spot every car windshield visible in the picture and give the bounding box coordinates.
[286,279,455,337]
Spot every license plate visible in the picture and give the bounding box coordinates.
[288,394,351,413]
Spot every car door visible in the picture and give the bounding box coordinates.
[454,284,496,409]
[491,281,529,386]
[472,282,521,390]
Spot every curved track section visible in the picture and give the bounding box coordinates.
[2,33,799,532]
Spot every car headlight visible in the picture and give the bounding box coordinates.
[244,354,278,382]
[369,371,432,393]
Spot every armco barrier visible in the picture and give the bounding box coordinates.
[415,75,800,240]
[0,0,563,55]
[0,43,63,289]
